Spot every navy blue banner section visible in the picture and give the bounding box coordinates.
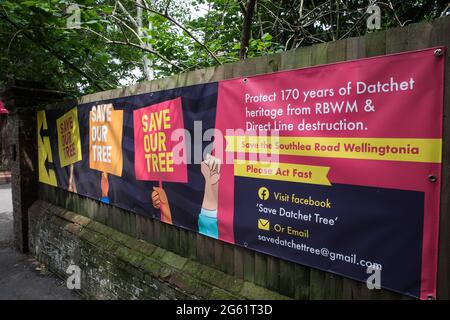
[44,83,218,232]
[233,176,424,298]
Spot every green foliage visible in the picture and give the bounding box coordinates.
[0,0,447,96]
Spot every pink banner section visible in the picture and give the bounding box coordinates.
[214,48,445,299]
[133,97,187,183]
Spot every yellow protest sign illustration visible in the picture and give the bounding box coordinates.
[89,103,123,176]
[57,107,82,167]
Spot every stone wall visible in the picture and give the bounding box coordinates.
[28,200,289,300]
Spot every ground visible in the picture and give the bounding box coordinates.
[0,183,81,300]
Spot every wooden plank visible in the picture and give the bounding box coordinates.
[324,273,344,300]
[385,25,408,54]
[223,60,235,80]
[109,207,120,231]
[333,276,344,300]
[365,30,386,57]
[280,48,297,71]
[346,36,366,60]
[324,273,337,300]
[233,246,244,279]
[266,53,282,72]
[294,46,312,68]
[146,216,155,244]
[175,72,188,88]
[210,64,226,82]
[187,230,197,260]
[309,269,326,299]
[120,210,130,236]
[279,260,295,298]
[196,233,207,265]
[159,222,169,250]
[243,248,255,282]
[168,224,180,254]
[203,236,215,266]
[152,219,161,247]
[254,252,267,287]
[221,242,235,275]
[407,21,434,50]
[239,56,258,77]
[254,55,269,75]
[135,214,144,240]
[311,42,329,66]
[85,199,96,220]
[266,255,280,292]
[342,277,356,299]
[179,228,189,257]
[327,39,347,63]
[94,203,107,225]
[128,211,137,238]
[203,66,216,83]
[294,264,310,300]
[213,240,224,270]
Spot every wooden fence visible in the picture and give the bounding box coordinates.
[39,16,450,299]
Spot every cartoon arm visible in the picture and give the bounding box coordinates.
[101,172,109,203]
[68,163,77,193]
[198,154,220,239]
[151,186,173,224]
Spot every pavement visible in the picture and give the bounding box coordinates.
[0,183,81,300]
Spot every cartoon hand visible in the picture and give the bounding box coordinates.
[152,186,172,224]
[68,164,77,193]
[201,154,220,211]
[151,186,168,209]
[201,154,221,186]
[101,172,109,198]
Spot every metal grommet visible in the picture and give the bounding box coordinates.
[243,78,248,83]
[434,49,443,57]
[244,242,248,247]
[427,295,435,300]
[428,175,437,183]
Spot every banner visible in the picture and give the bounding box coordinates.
[37,47,445,299]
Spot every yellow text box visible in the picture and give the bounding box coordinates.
[234,160,331,186]
[226,136,442,163]
[57,107,82,167]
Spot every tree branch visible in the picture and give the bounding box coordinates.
[137,0,222,64]
[0,10,105,91]
[79,27,184,71]
[240,0,257,60]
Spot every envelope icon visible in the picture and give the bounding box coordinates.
[258,219,270,231]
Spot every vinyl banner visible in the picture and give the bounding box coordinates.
[37,48,445,299]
